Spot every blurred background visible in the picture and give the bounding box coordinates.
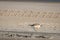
[0,0,60,2]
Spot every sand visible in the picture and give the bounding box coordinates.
[0,1,60,40]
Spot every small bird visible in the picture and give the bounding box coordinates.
[29,24,40,31]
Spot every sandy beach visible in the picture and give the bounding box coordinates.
[0,1,60,40]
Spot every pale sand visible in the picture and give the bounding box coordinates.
[0,1,60,33]
[0,1,60,40]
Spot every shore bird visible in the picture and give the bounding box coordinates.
[29,24,40,31]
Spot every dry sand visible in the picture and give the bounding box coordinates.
[0,1,60,40]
